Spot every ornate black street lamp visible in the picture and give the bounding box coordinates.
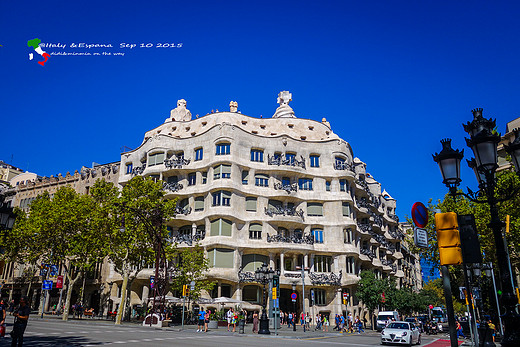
[255,263,276,335]
[433,108,520,346]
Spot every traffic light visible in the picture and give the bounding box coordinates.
[435,212,463,265]
[182,284,189,297]
[272,287,277,299]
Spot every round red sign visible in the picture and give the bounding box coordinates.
[412,202,429,228]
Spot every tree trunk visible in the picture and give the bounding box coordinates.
[62,272,82,321]
[26,279,32,296]
[115,269,129,325]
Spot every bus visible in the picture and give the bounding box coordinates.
[431,307,447,323]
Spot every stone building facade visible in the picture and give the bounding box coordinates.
[115,92,422,319]
[1,92,422,320]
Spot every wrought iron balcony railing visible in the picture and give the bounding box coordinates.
[267,154,306,169]
[360,248,376,259]
[131,164,146,176]
[334,161,354,172]
[174,206,192,215]
[388,214,399,222]
[172,232,204,246]
[238,268,256,283]
[164,157,191,169]
[356,199,370,209]
[308,270,342,286]
[357,222,372,233]
[163,182,183,192]
[273,182,298,193]
[266,233,314,245]
[264,206,305,221]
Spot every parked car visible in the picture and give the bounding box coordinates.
[405,317,423,332]
[381,321,422,345]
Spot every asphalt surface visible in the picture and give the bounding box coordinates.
[0,315,444,346]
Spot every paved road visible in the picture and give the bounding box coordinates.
[0,316,442,346]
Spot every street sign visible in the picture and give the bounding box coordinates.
[190,280,195,291]
[414,228,429,248]
[291,292,297,302]
[150,276,155,289]
[273,298,279,308]
[459,287,466,300]
[50,265,59,277]
[42,280,52,290]
[412,202,429,228]
[56,275,64,289]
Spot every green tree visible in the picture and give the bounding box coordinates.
[357,271,393,329]
[95,176,177,325]
[169,245,214,304]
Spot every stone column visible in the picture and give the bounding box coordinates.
[236,284,242,301]
[269,253,275,269]
[192,223,197,236]
[336,287,343,316]
[142,285,149,304]
[333,256,339,273]
[280,253,285,276]
[217,281,222,297]
[310,254,315,272]
[304,254,309,269]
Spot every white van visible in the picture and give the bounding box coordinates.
[376,311,399,331]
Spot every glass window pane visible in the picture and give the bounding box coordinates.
[246,197,257,211]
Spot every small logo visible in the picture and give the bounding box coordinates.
[27,38,50,66]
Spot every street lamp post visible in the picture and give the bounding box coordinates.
[433,108,520,346]
[296,266,309,332]
[292,283,297,331]
[255,262,276,335]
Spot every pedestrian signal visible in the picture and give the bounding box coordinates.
[435,212,463,265]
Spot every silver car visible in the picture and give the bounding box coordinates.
[381,321,421,345]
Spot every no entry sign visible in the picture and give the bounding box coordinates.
[411,202,428,228]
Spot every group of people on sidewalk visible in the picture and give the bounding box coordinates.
[1,296,31,347]
[277,311,364,333]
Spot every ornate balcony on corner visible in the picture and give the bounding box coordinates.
[164,156,191,169]
[273,182,298,193]
[356,199,370,209]
[131,164,146,176]
[388,214,399,222]
[334,161,354,172]
[238,268,256,283]
[360,248,376,259]
[266,233,314,245]
[264,206,305,221]
[357,222,372,233]
[308,270,342,286]
[163,182,183,192]
[267,154,306,169]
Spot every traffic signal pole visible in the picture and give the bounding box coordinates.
[441,265,459,347]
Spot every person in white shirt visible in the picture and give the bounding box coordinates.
[226,308,234,332]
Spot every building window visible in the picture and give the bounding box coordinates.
[167,176,178,184]
[246,197,257,212]
[255,173,269,187]
[150,175,160,183]
[243,285,261,303]
[210,218,232,236]
[125,163,133,174]
[202,171,207,184]
[312,229,324,243]
[178,198,189,213]
[212,190,231,206]
[242,170,249,184]
[195,147,203,161]
[216,142,230,155]
[250,149,264,162]
[340,179,347,192]
[307,202,323,216]
[282,177,290,186]
[314,289,326,305]
[249,223,262,240]
[286,152,296,165]
[242,254,268,272]
[214,164,231,179]
[344,228,353,243]
[207,248,234,268]
[347,256,356,274]
[148,152,165,166]
[335,156,346,167]
[326,181,331,191]
[314,255,332,272]
[188,173,196,186]
[194,196,204,211]
[298,178,313,191]
[342,202,351,217]
[310,155,320,167]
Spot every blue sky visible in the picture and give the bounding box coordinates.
[1,1,520,221]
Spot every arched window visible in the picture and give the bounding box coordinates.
[249,223,262,240]
[216,142,230,155]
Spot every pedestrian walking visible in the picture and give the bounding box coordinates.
[252,311,259,333]
[456,320,465,339]
[356,316,364,333]
[231,312,237,333]
[0,298,6,338]
[305,312,311,330]
[488,320,495,342]
[226,308,233,332]
[197,307,205,332]
[323,315,329,332]
[288,312,293,328]
[204,309,210,332]
[10,296,30,347]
